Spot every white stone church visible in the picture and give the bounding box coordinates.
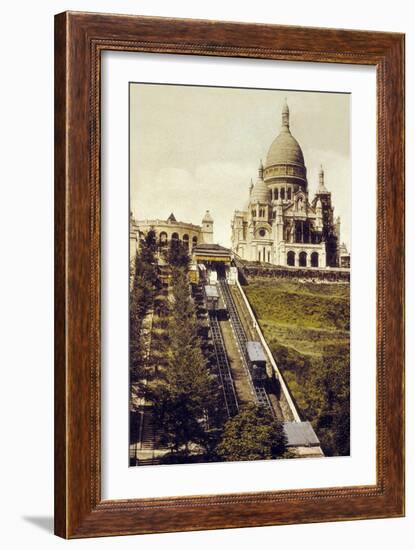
[231,100,343,268]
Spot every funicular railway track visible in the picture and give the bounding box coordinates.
[208,313,239,417]
[218,278,275,415]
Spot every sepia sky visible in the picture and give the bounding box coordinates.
[130,83,351,249]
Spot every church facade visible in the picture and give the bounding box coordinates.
[231,101,342,269]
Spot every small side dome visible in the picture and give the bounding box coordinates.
[251,178,269,203]
[250,161,269,203]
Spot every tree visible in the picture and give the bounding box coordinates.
[152,266,221,455]
[129,229,160,383]
[295,350,350,456]
[216,404,287,461]
[167,238,190,269]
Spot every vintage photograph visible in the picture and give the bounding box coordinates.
[129,83,351,466]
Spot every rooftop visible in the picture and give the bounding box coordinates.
[283,421,320,447]
[205,285,219,299]
[193,244,232,256]
[246,341,267,363]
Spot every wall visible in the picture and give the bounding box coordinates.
[0,1,412,549]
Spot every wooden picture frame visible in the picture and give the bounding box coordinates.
[54,11,405,538]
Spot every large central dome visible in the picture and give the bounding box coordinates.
[265,101,305,168]
[266,131,305,167]
[264,100,307,187]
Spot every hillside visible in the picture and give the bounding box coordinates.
[244,278,350,456]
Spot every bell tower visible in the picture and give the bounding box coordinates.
[201,210,214,244]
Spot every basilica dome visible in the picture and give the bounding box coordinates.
[264,101,306,181]
[266,131,305,167]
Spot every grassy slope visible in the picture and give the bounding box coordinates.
[244,278,350,456]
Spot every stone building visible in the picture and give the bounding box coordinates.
[130,210,214,265]
[231,100,342,268]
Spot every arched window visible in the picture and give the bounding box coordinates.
[182,234,189,250]
[159,231,168,245]
[274,188,279,200]
[299,251,307,267]
[192,236,198,247]
[287,251,295,266]
[281,188,285,200]
[287,188,292,200]
[171,232,179,241]
[311,252,319,268]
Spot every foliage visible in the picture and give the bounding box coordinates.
[152,265,221,455]
[166,238,190,269]
[245,278,350,456]
[129,229,160,383]
[216,404,287,461]
[245,279,349,331]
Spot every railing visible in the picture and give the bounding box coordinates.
[235,278,302,423]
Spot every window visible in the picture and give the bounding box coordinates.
[287,251,295,266]
[311,252,319,268]
[287,188,292,200]
[281,188,285,200]
[299,251,307,267]
[259,229,266,237]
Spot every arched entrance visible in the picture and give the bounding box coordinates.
[299,251,307,267]
[311,251,319,268]
[287,251,295,266]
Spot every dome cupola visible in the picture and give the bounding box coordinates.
[250,160,269,204]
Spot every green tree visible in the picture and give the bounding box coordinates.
[167,239,190,269]
[152,266,221,455]
[129,228,160,383]
[216,404,287,461]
